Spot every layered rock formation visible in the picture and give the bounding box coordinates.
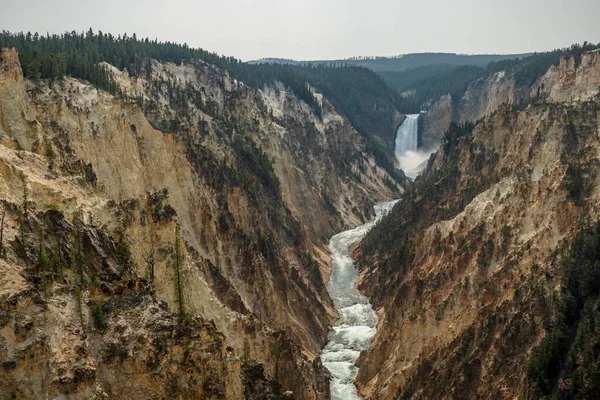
[355,51,600,399]
[0,47,401,399]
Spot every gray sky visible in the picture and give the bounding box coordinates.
[2,0,600,61]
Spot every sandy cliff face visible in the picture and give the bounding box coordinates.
[533,50,600,103]
[0,48,401,399]
[456,71,520,124]
[355,52,600,399]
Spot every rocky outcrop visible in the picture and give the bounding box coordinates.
[420,95,453,150]
[533,49,600,103]
[456,71,520,123]
[354,52,600,399]
[420,71,521,151]
[0,47,401,399]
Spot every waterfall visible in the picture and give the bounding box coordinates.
[394,114,432,179]
[394,114,419,159]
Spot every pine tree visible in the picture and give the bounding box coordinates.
[71,215,86,331]
[144,227,157,290]
[173,223,185,323]
[35,228,49,295]
[45,139,55,171]
[115,234,132,277]
[21,174,28,220]
[0,204,5,258]
[18,174,28,253]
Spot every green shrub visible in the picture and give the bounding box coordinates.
[92,303,109,330]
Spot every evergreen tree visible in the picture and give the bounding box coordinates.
[18,174,28,253]
[144,227,158,290]
[115,234,132,277]
[173,223,185,323]
[71,216,86,331]
[0,204,5,258]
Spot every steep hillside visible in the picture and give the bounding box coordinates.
[0,31,405,181]
[0,45,401,400]
[418,44,600,149]
[354,50,600,399]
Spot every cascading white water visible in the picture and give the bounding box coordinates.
[322,200,398,400]
[394,114,433,179]
[394,114,419,159]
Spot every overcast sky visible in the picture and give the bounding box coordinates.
[2,0,600,61]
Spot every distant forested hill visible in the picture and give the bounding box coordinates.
[252,46,600,113]
[249,53,528,113]
[379,44,600,112]
[249,53,528,72]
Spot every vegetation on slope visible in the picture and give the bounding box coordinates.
[358,99,600,398]
[0,29,404,179]
[486,42,600,86]
[380,65,484,112]
[527,219,600,398]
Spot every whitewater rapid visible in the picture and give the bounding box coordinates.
[395,114,433,179]
[322,200,398,399]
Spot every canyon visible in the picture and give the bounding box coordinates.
[0,31,600,400]
[355,49,600,399]
[0,45,401,399]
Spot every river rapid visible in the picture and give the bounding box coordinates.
[321,200,398,399]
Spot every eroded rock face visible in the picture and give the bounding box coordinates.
[420,72,521,151]
[420,50,600,156]
[421,95,453,151]
[457,71,520,124]
[0,47,401,399]
[355,52,600,399]
[533,50,600,103]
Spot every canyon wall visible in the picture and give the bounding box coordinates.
[355,51,600,399]
[421,50,600,153]
[0,48,401,399]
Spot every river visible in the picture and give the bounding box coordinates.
[321,200,398,399]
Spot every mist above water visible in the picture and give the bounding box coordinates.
[397,149,434,179]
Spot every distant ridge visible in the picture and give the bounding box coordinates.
[248,52,530,72]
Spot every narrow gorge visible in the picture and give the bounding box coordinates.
[321,200,397,399]
[0,42,403,400]
[0,24,600,400]
[321,106,440,399]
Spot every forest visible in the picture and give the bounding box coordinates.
[380,65,485,112]
[527,219,600,398]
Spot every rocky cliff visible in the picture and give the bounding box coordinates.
[420,50,600,153]
[420,71,520,151]
[0,47,401,399]
[354,51,600,399]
